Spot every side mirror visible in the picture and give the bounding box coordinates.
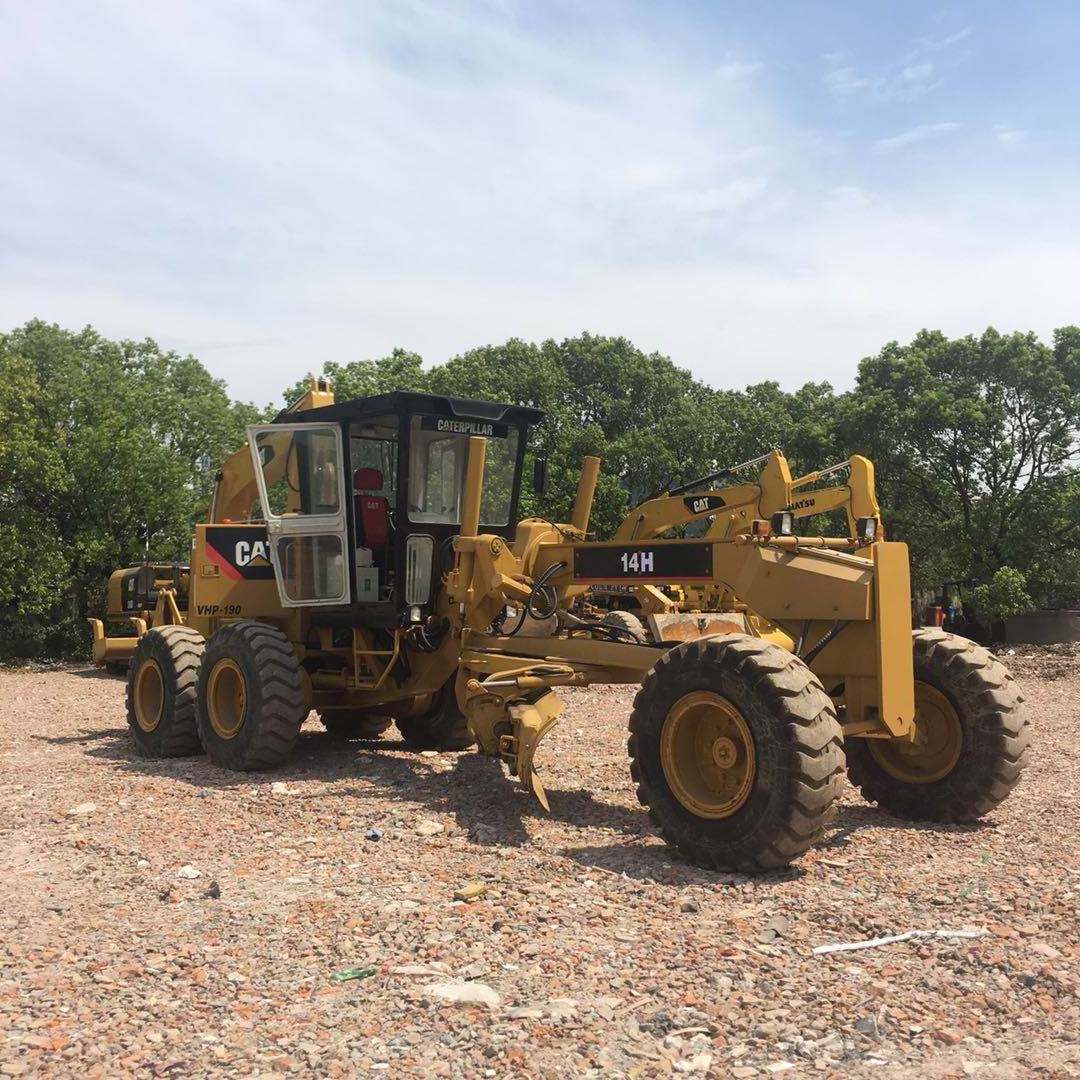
[532,452,548,496]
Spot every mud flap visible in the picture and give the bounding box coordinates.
[505,692,563,811]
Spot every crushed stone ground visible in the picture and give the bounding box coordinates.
[0,651,1077,1078]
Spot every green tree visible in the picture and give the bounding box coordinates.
[839,327,1080,599]
[282,348,427,406]
[0,321,259,658]
[969,567,1035,622]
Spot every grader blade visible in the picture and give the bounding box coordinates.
[506,693,563,811]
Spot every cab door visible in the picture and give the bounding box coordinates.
[247,423,351,607]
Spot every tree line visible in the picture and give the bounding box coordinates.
[2,319,1077,658]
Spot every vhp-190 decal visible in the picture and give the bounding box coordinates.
[204,526,276,581]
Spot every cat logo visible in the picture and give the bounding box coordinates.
[682,494,726,515]
[235,539,271,567]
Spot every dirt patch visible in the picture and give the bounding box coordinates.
[0,660,1077,1077]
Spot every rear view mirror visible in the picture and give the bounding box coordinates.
[533,452,548,496]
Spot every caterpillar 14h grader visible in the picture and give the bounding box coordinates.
[108,381,1029,871]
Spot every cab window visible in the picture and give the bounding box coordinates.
[407,416,519,526]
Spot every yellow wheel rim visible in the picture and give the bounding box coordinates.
[207,658,247,740]
[133,659,164,733]
[660,691,756,819]
[869,681,963,784]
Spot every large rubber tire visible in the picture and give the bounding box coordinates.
[628,635,845,872]
[125,626,205,758]
[846,628,1029,821]
[196,621,306,771]
[395,680,473,750]
[319,710,392,739]
[602,610,647,644]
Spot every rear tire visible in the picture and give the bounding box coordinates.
[196,621,306,770]
[395,680,473,750]
[602,610,647,643]
[319,710,392,739]
[846,628,1029,821]
[126,626,205,758]
[628,635,845,872]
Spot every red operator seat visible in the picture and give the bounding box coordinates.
[353,468,390,548]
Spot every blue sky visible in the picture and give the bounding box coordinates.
[2,1,1078,403]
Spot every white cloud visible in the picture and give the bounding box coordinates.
[824,23,969,103]
[874,122,961,152]
[0,3,1075,404]
[714,60,763,83]
[995,125,1027,147]
[901,61,933,83]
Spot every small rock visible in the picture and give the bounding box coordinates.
[136,859,150,869]
[854,1017,878,1036]
[1029,941,1062,959]
[271,781,290,794]
[507,1006,545,1020]
[177,865,201,880]
[365,828,383,841]
[766,1065,796,1075]
[415,819,445,837]
[420,750,439,758]
[680,900,701,913]
[546,998,578,1019]
[203,880,221,899]
[422,981,501,1008]
[731,1068,759,1079]
[454,882,487,902]
[674,1055,713,1074]
[67,802,97,816]
[758,915,790,941]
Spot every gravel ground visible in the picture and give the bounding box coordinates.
[1,648,1077,1078]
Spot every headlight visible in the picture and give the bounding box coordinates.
[770,510,794,537]
[856,516,877,544]
[405,534,434,606]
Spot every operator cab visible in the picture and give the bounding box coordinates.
[246,392,543,624]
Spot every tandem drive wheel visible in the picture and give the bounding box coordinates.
[318,710,392,740]
[628,636,845,871]
[394,679,473,751]
[126,626,205,758]
[196,621,307,771]
[846,628,1029,821]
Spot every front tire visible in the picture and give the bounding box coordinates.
[628,636,845,871]
[196,621,306,770]
[126,626,205,758]
[395,679,473,750]
[846,628,1029,821]
[602,609,647,643]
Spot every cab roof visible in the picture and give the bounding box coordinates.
[278,390,545,428]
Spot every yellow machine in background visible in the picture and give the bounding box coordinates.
[586,449,883,642]
[105,380,1029,873]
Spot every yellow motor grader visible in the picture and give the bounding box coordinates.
[113,381,1029,871]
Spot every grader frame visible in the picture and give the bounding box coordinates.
[116,382,1029,872]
